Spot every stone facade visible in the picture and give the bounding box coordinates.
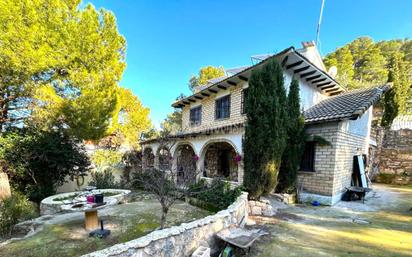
[298,118,371,205]
[142,131,244,184]
[204,144,238,181]
[298,123,339,197]
[182,83,247,133]
[82,192,248,257]
[375,129,412,184]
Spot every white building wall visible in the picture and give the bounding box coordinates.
[283,69,328,111]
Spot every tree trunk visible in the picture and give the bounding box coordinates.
[0,172,11,201]
[160,206,168,229]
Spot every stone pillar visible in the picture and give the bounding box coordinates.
[237,161,244,184]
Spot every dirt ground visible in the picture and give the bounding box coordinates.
[0,193,210,257]
[250,184,412,257]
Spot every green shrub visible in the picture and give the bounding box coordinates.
[89,169,119,189]
[190,179,243,211]
[0,129,90,203]
[0,191,37,237]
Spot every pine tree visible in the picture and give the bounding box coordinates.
[324,46,354,87]
[324,37,412,91]
[277,78,305,193]
[243,59,288,199]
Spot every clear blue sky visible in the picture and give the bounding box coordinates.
[86,0,412,128]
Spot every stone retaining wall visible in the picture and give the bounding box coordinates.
[82,192,248,257]
[375,129,412,184]
[248,200,273,216]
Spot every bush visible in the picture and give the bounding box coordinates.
[190,179,243,211]
[0,129,90,203]
[0,191,37,237]
[89,169,119,189]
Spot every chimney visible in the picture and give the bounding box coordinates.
[301,41,316,49]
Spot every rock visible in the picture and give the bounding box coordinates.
[191,246,210,257]
[260,199,270,205]
[246,218,256,226]
[251,206,262,215]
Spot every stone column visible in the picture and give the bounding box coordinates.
[237,161,244,184]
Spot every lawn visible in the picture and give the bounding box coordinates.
[0,193,211,257]
[251,184,412,257]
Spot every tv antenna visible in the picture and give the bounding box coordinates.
[316,0,325,49]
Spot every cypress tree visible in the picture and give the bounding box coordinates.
[243,59,288,199]
[277,78,305,193]
[381,53,409,127]
[381,71,397,128]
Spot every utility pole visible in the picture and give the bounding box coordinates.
[316,0,325,48]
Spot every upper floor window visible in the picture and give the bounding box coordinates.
[215,95,231,120]
[300,141,316,172]
[190,106,202,126]
[241,88,248,114]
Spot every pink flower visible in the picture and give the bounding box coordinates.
[192,155,199,161]
[234,154,242,162]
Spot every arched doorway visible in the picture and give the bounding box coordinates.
[143,147,155,170]
[202,141,238,181]
[174,144,197,185]
[157,147,171,171]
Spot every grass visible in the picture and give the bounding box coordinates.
[252,184,412,257]
[0,196,211,257]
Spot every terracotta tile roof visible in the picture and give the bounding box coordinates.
[304,84,391,124]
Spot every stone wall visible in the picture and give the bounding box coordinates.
[204,147,238,181]
[248,199,273,216]
[205,148,218,177]
[332,128,368,195]
[181,83,247,133]
[82,192,248,257]
[375,129,412,184]
[298,121,369,205]
[298,122,339,197]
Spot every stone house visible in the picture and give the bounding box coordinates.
[141,42,389,205]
